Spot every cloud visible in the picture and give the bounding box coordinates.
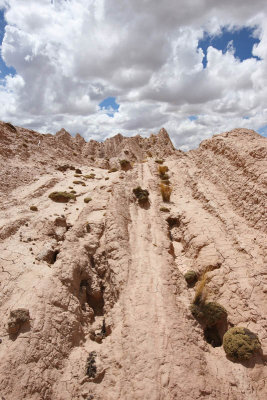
[0,0,266,149]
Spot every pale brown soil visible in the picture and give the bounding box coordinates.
[0,122,266,400]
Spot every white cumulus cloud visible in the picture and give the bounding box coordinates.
[0,0,266,149]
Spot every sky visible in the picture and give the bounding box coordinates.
[0,0,266,150]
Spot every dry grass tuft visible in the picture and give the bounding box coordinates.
[160,183,172,202]
[193,273,208,305]
[158,165,169,177]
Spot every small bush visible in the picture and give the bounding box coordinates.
[119,159,131,170]
[69,186,73,189]
[108,168,118,173]
[158,165,169,177]
[191,302,227,327]
[70,190,76,194]
[160,184,172,202]
[146,151,152,157]
[74,174,81,177]
[84,174,95,179]
[184,270,198,285]
[84,197,92,203]
[73,180,86,186]
[155,159,164,164]
[23,143,28,148]
[49,191,76,202]
[105,177,109,180]
[160,207,170,212]
[223,327,261,361]
[133,186,149,205]
[30,206,38,212]
[75,168,82,174]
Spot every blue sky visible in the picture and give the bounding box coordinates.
[198,26,260,68]
[99,96,119,117]
[0,9,15,79]
[0,0,266,150]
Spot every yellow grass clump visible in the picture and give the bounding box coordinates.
[158,165,169,177]
[160,183,172,202]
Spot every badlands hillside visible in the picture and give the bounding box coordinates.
[0,120,266,400]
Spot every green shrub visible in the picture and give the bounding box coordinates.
[84,197,92,203]
[48,191,76,202]
[184,270,198,285]
[30,206,38,212]
[70,190,76,194]
[74,174,81,177]
[133,186,149,205]
[75,168,82,174]
[155,159,164,164]
[223,327,261,361]
[105,177,109,180]
[191,302,227,327]
[108,167,118,173]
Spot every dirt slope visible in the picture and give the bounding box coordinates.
[0,123,266,400]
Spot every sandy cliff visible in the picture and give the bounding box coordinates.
[0,122,266,400]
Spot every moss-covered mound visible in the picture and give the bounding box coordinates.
[133,186,149,205]
[48,191,76,202]
[223,327,261,361]
[184,270,198,285]
[191,301,227,327]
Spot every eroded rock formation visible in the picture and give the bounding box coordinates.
[0,122,266,400]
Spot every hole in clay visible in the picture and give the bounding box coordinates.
[204,326,222,347]
[166,216,180,229]
[51,250,59,264]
